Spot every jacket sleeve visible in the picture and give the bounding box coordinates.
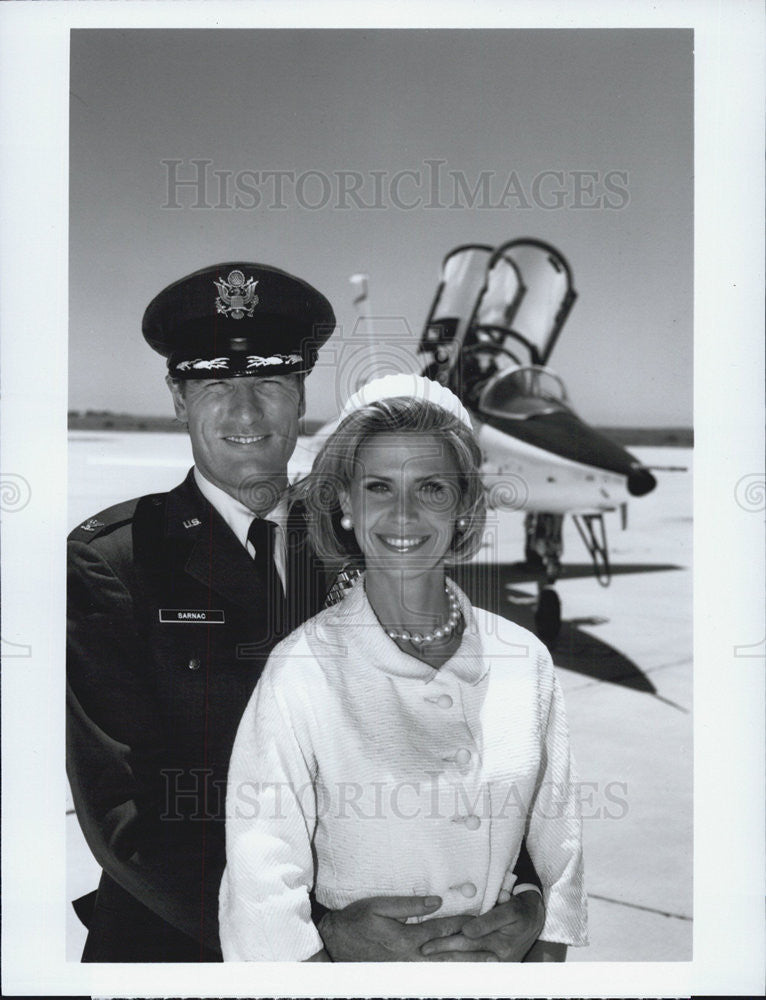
[66,538,223,953]
[219,658,323,962]
[525,649,588,946]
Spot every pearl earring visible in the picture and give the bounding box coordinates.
[456,517,467,531]
[340,514,353,531]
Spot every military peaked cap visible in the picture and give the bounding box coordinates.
[142,262,336,379]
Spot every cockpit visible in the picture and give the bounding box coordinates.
[476,364,572,421]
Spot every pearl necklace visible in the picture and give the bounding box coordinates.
[385,584,462,646]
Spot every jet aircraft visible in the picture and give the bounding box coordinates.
[291,239,660,647]
[417,238,657,644]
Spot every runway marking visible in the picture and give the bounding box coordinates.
[588,892,692,922]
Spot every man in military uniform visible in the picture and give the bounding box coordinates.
[67,262,545,962]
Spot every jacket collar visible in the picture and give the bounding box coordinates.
[163,469,329,618]
[323,574,489,686]
[163,470,268,611]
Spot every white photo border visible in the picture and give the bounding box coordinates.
[1,0,763,996]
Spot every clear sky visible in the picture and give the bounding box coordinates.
[69,29,692,426]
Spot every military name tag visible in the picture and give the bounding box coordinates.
[159,609,226,624]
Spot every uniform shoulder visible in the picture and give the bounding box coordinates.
[67,492,167,545]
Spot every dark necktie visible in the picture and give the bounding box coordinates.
[247,517,286,635]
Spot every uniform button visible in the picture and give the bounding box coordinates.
[454,748,471,765]
[436,694,453,709]
[188,658,201,671]
[464,815,481,831]
[458,882,477,898]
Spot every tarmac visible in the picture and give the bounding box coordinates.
[66,434,693,962]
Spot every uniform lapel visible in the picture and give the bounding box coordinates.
[185,512,267,613]
[161,472,332,623]
[165,470,265,613]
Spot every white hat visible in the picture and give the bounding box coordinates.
[338,373,473,429]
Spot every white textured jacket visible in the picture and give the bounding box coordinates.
[220,577,587,961]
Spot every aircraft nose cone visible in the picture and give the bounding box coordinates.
[628,466,657,497]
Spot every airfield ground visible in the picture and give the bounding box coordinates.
[66,434,692,961]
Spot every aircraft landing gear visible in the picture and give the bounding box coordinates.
[535,586,562,650]
[524,512,564,650]
[572,512,611,586]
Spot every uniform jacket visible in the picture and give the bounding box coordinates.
[220,576,587,961]
[66,469,331,961]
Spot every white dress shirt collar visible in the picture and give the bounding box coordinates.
[193,467,288,588]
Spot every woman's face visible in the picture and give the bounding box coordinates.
[341,432,463,574]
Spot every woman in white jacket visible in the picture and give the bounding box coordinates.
[220,374,587,962]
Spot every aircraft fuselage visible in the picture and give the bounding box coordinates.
[476,418,636,514]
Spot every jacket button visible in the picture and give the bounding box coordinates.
[188,658,201,671]
[464,815,481,831]
[454,748,471,765]
[458,882,477,898]
[436,694,453,709]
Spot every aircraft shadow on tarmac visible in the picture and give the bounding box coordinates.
[452,561,684,701]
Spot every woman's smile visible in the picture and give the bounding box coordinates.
[376,533,431,553]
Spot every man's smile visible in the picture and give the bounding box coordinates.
[223,434,269,445]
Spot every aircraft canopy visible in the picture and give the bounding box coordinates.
[477,365,571,420]
[491,240,576,364]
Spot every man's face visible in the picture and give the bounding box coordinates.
[168,374,304,510]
